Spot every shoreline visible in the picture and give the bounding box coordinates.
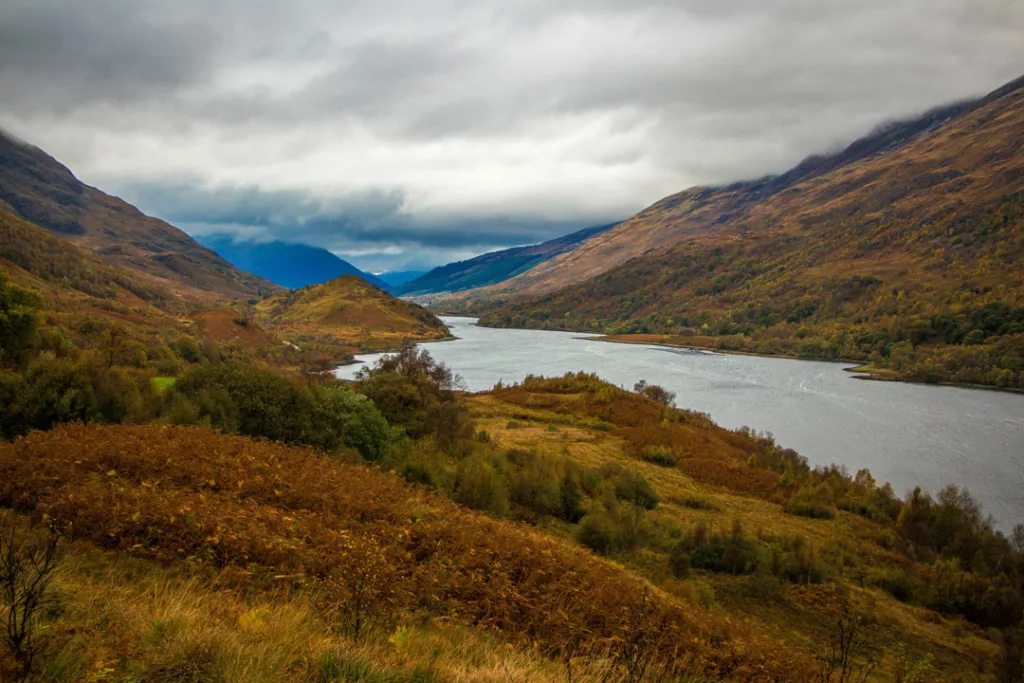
[576,334,1024,395]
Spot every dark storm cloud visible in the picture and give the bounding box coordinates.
[0,0,1022,270]
[122,180,583,271]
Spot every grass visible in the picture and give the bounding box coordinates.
[151,376,178,392]
[29,539,575,683]
[462,383,1000,681]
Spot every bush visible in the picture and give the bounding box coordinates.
[633,380,676,407]
[606,467,659,510]
[169,364,397,459]
[170,363,313,443]
[455,454,510,516]
[309,384,399,461]
[641,445,679,467]
[576,499,648,555]
[577,510,619,555]
[1,356,99,438]
[0,271,40,367]
[674,521,761,576]
[356,347,472,452]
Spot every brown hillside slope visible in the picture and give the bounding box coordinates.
[477,76,1024,387]
[0,208,182,324]
[0,131,280,301]
[0,423,812,681]
[256,275,451,351]
[456,74,1024,304]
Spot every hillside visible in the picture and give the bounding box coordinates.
[397,223,618,296]
[256,275,450,351]
[0,131,280,301]
[477,75,1024,388]
[0,371,1018,681]
[198,234,393,291]
[460,76,1024,304]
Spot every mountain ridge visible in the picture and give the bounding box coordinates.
[196,234,392,291]
[397,222,619,296]
[474,74,1024,389]
[0,131,280,302]
[451,75,1024,305]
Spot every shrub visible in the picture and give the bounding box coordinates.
[607,467,659,510]
[0,271,40,367]
[577,510,619,555]
[455,454,510,516]
[356,347,472,452]
[784,488,837,519]
[675,521,761,576]
[641,445,679,467]
[0,513,63,681]
[309,384,399,461]
[170,362,313,444]
[508,450,563,518]
[633,380,676,407]
[1,355,99,438]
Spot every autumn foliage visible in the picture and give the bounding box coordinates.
[0,423,813,681]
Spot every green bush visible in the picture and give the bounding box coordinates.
[455,453,510,516]
[356,347,472,452]
[170,363,312,443]
[674,521,761,576]
[309,384,399,461]
[0,271,40,367]
[641,445,679,467]
[169,364,397,460]
[577,510,619,555]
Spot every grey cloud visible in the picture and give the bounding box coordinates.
[116,179,599,271]
[0,0,1022,267]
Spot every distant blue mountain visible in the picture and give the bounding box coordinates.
[376,270,428,288]
[197,235,391,292]
[397,222,619,296]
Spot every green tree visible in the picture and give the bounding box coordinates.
[0,271,40,367]
[355,346,472,452]
[309,384,399,461]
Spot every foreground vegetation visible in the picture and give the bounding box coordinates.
[2,260,1024,681]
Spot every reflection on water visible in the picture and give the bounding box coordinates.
[338,317,1024,529]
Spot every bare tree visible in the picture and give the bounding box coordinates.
[817,605,876,683]
[0,514,63,682]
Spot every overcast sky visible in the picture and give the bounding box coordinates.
[1,0,1022,272]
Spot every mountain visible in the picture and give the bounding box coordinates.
[0,207,184,327]
[396,222,618,296]
[255,274,450,351]
[477,75,1024,389]
[462,76,1024,304]
[196,234,392,291]
[375,269,427,288]
[0,131,279,301]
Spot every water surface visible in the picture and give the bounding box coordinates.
[338,317,1024,529]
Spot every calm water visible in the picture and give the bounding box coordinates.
[338,317,1024,530]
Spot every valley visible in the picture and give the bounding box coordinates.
[0,29,1022,682]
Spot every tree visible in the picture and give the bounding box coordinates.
[309,384,398,461]
[632,380,676,408]
[355,346,472,451]
[0,514,62,682]
[0,271,40,367]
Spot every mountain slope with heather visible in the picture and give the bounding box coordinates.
[477,75,1024,388]
[255,274,450,351]
[397,222,618,296]
[0,131,280,301]
[460,75,1024,304]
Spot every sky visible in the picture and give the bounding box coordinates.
[1,1,1022,272]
